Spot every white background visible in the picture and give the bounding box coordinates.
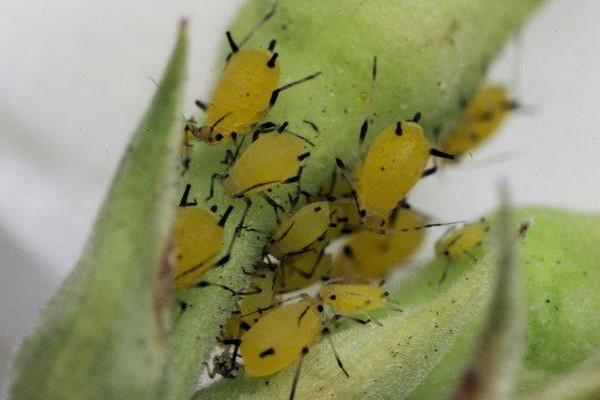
[1,0,599,393]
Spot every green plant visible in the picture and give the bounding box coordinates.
[8,1,600,399]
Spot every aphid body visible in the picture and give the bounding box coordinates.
[440,84,515,159]
[198,48,281,144]
[355,120,431,222]
[268,201,332,258]
[173,207,226,289]
[320,283,387,315]
[435,219,490,262]
[239,297,322,377]
[221,131,308,197]
[331,208,426,280]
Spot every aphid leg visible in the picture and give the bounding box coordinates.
[290,248,327,280]
[429,148,456,161]
[194,99,207,112]
[173,300,191,325]
[221,134,247,166]
[289,347,309,400]
[421,166,438,178]
[225,31,239,55]
[465,250,478,262]
[321,327,350,377]
[260,193,285,223]
[207,173,228,200]
[196,280,263,296]
[364,313,383,327]
[269,71,323,107]
[439,262,451,284]
[252,121,287,142]
[179,183,198,207]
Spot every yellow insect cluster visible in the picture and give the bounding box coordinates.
[170,4,514,399]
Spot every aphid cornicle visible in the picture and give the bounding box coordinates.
[268,201,332,259]
[439,83,516,160]
[435,218,491,283]
[190,4,322,145]
[331,207,426,280]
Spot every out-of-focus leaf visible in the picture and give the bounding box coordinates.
[9,22,187,400]
[450,186,527,400]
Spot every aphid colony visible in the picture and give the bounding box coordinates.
[172,5,513,399]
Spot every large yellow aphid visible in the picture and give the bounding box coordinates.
[215,131,309,199]
[435,218,491,283]
[239,297,322,377]
[355,119,443,222]
[268,201,332,259]
[325,58,455,226]
[331,208,426,280]
[274,250,332,293]
[440,84,516,160]
[172,204,233,289]
[320,283,388,315]
[189,5,322,144]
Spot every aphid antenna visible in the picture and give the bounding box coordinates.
[375,220,466,235]
[238,1,279,49]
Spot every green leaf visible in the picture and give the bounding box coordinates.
[397,208,600,400]
[8,22,187,400]
[520,351,600,400]
[172,1,546,398]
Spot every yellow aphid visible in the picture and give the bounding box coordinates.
[356,120,431,221]
[221,132,309,198]
[327,58,454,227]
[268,201,332,258]
[435,218,490,283]
[435,218,490,261]
[198,48,281,144]
[320,283,388,315]
[440,84,515,159]
[239,297,322,377]
[173,205,232,289]
[331,208,426,280]
[190,8,322,145]
[274,251,332,294]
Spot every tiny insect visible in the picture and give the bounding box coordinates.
[439,83,517,161]
[173,186,235,289]
[208,123,311,222]
[314,57,454,227]
[268,201,333,259]
[319,282,393,317]
[188,4,322,145]
[239,295,349,399]
[435,218,491,283]
[330,207,426,280]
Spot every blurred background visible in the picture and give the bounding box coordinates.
[1,0,599,395]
